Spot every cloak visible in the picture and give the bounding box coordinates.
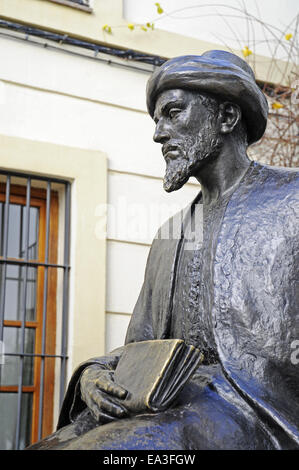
[57,161,299,448]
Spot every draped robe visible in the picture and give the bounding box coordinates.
[29,161,299,450]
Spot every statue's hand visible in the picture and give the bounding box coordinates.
[80,364,128,424]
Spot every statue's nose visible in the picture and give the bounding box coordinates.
[153,120,170,144]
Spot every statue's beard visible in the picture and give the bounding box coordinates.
[163,133,222,193]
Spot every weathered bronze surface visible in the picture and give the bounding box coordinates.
[28,50,299,450]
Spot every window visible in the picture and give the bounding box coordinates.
[47,0,92,12]
[0,172,71,449]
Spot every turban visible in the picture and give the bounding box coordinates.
[146,50,268,145]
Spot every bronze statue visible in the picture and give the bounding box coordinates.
[28,50,299,450]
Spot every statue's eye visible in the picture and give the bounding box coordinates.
[168,108,181,119]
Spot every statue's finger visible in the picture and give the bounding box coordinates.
[97,411,118,425]
[96,376,127,399]
[94,393,128,418]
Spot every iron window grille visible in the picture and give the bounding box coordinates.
[0,170,71,449]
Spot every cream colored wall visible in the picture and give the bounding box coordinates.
[0,0,294,85]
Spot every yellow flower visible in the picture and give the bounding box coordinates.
[242,46,252,57]
[141,26,148,32]
[127,23,135,31]
[155,3,164,14]
[285,33,293,41]
[102,24,112,34]
[147,22,155,30]
[272,102,284,110]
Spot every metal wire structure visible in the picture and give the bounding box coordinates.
[0,170,71,449]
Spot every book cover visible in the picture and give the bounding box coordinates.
[114,339,203,414]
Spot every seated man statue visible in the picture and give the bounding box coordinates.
[29,50,299,450]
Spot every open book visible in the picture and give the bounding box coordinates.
[114,339,203,414]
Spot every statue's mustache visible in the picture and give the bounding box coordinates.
[162,136,207,157]
[162,139,195,161]
[162,142,181,159]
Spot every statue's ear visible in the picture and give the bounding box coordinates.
[218,102,241,135]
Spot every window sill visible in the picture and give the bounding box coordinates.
[47,0,93,13]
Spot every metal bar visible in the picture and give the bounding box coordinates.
[3,352,68,359]
[59,182,71,408]
[0,169,70,186]
[38,182,51,440]
[0,176,11,389]
[15,177,31,450]
[16,204,23,325]
[0,170,72,448]
[0,176,10,342]
[0,258,69,269]
[6,277,36,283]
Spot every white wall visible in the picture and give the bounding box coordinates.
[0,33,200,352]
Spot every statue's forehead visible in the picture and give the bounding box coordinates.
[153,88,195,119]
[155,88,190,105]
